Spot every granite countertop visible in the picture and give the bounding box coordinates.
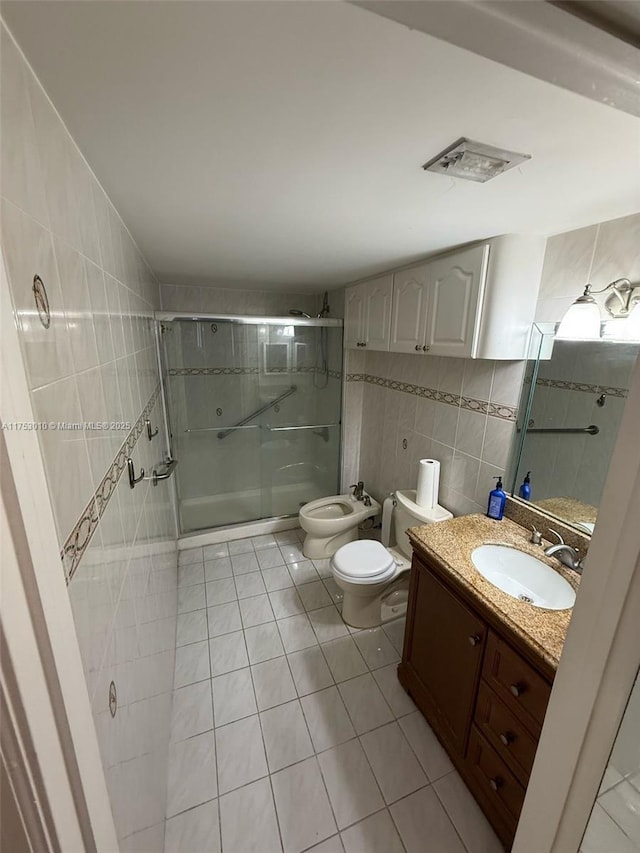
[535,496,598,526]
[408,514,579,673]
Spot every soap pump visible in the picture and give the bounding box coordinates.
[487,476,506,521]
[518,471,532,501]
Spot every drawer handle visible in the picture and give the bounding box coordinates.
[489,777,504,792]
[499,731,514,747]
[468,634,482,647]
[510,682,526,698]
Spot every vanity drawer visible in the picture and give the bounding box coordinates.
[483,631,551,734]
[475,681,538,785]
[467,725,526,822]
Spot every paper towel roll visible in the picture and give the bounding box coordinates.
[416,459,440,509]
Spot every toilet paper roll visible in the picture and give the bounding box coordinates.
[416,459,440,509]
[381,496,395,547]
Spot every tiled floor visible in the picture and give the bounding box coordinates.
[165,528,502,853]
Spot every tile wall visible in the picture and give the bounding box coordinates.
[1,25,177,851]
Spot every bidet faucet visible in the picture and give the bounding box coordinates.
[544,529,584,574]
[350,481,365,501]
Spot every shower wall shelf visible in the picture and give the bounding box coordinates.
[156,311,343,327]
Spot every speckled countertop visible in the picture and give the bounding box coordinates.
[535,496,597,526]
[408,514,579,673]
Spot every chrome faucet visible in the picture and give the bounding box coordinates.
[350,481,365,501]
[544,529,584,574]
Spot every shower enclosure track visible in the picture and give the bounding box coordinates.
[183,385,298,439]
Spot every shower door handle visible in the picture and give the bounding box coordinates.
[150,457,178,486]
[264,423,339,431]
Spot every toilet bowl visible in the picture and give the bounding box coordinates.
[299,493,381,559]
[331,489,452,628]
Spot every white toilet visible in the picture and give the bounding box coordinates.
[299,493,381,559]
[331,489,453,629]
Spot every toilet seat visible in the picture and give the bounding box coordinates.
[331,540,397,585]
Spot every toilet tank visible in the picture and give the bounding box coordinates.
[392,489,453,557]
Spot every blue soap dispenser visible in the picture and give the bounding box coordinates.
[518,471,532,501]
[487,476,506,520]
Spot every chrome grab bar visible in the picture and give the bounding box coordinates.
[149,457,178,486]
[216,385,297,439]
[264,423,339,432]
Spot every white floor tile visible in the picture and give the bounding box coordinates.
[382,618,406,654]
[301,686,356,752]
[178,562,205,588]
[360,721,428,804]
[272,757,337,853]
[298,580,333,612]
[263,566,295,592]
[252,534,278,550]
[178,583,206,614]
[340,809,404,853]
[434,771,503,853]
[261,699,314,772]
[170,680,214,742]
[321,636,368,683]
[120,822,165,853]
[372,664,416,717]
[280,545,307,566]
[235,571,267,599]
[288,647,334,697]
[204,557,233,581]
[337,674,394,735]
[245,622,285,664]
[174,640,211,689]
[307,837,344,853]
[205,577,237,606]
[390,786,465,853]
[227,538,255,556]
[231,553,260,575]
[308,606,349,643]
[179,547,203,566]
[219,778,282,853]
[209,631,249,677]
[278,614,319,653]
[318,739,384,830]
[312,559,333,579]
[398,712,454,782]
[353,628,400,670]
[322,577,344,605]
[212,667,257,726]
[599,780,640,846]
[176,610,208,647]
[215,714,268,794]
[257,546,286,570]
[287,559,320,585]
[207,602,242,638]
[252,657,297,711]
[204,542,229,561]
[240,593,275,628]
[269,588,305,619]
[166,731,217,816]
[582,802,638,853]
[165,799,220,853]
[275,530,302,546]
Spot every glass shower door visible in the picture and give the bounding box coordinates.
[161,316,342,534]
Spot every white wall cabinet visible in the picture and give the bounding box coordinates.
[344,274,393,352]
[390,265,430,353]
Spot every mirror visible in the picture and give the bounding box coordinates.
[509,324,639,534]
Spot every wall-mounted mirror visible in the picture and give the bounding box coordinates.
[509,324,639,535]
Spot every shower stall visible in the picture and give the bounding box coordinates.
[157,313,343,535]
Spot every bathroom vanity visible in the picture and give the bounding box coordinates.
[399,515,577,849]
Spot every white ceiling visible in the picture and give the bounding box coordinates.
[4,1,639,291]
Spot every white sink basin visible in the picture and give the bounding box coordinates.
[471,544,576,610]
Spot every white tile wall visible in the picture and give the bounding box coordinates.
[1,24,177,847]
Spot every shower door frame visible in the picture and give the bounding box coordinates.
[155,311,344,537]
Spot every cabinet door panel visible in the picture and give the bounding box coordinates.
[365,274,393,351]
[344,284,365,349]
[426,244,489,358]
[406,560,486,753]
[390,266,429,354]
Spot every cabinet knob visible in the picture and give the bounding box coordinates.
[414,344,421,351]
[422,345,430,352]
[468,634,482,647]
[489,777,504,792]
[362,342,367,347]
[499,731,514,747]
[510,682,526,698]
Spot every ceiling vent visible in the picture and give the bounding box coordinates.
[422,138,531,183]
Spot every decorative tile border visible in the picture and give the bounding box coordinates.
[61,383,161,583]
[346,373,517,422]
[525,375,628,399]
[168,366,343,379]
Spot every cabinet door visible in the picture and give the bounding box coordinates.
[405,560,486,754]
[390,265,429,354]
[425,244,489,358]
[344,284,365,349]
[364,274,393,352]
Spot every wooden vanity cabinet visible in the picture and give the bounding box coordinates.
[399,552,554,849]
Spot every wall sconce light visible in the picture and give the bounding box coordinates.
[556,278,640,340]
